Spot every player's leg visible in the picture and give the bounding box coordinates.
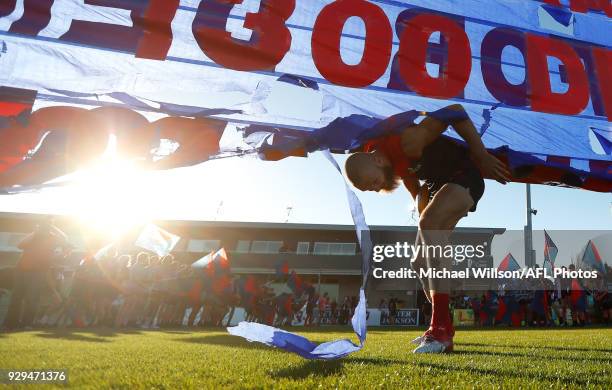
[413,183,473,353]
[410,192,467,345]
[411,234,431,298]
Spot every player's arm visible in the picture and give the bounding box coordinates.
[403,176,429,213]
[17,232,36,250]
[400,104,510,183]
[403,176,420,200]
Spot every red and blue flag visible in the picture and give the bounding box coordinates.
[581,240,606,274]
[544,230,558,275]
[498,253,521,272]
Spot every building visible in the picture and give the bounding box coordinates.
[0,212,504,322]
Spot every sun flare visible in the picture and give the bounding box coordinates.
[61,136,156,240]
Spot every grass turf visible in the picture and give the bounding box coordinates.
[1,326,611,389]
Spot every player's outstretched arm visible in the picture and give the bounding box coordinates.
[440,105,511,184]
[400,104,511,183]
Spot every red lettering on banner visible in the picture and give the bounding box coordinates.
[569,0,612,17]
[311,0,392,88]
[9,0,53,36]
[192,0,295,71]
[136,0,180,60]
[0,0,17,18]
[481,28,529,107]
[155,117,226,169]
[0,106,225,187]
[541,0,611,16]
[397,14,471,99]
[592,47,612,121]
[61,0,179,60]
[526,34,590,115]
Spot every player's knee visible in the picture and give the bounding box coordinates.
[418,213,443,230]
[445,186,474,215]
[410,255,427,271]
[453,197,473,217]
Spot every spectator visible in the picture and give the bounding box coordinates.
[4,218,71,330]
[330,299,337,324]
[388,298,397,326]
[378,298,388,325]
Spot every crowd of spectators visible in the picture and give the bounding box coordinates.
[1,219,610,331]
[450,271,611,327]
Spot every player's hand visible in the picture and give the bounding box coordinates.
[472,151,511,184]
[417,186,429,214]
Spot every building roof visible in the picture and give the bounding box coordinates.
[0,211,506,234]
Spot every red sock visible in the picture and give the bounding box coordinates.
[430,293,452,337]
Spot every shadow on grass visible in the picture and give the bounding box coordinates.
[347,357,408,365]
[459,342,612,354]
[158,330,193,334]
[455,325,612,332]
[270,356,409,380]
[35,330,111,343]
[413,360,609,387]
[176,334,268,351]
[270,360,344,379]
[32,327,145,342]
[453,348,612,364]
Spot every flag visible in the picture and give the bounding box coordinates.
[274,260,289,279]
[210,275,234,296]
[134,224,180,257]
[236,275,262,310]
[570,279,587,311]
[191,248,231,278]
[192,248,233,298]
[275,293,294,317]
[543,230,558,275]
[544,230,558,265]
[287,271,304,296]
[498,253,521,272]
[581,240,606,274]
[93,242,115,261]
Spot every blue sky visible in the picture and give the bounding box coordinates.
[0,150,609,267]
[0,150,609,230]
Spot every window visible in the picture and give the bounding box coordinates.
[250,241,283,254]
[313,242,329,255]
[0,232,27,252]
[236,240,251,253]
[296,242,310,255]
[313,242,356,256]
[7,233,27,247]
[187,239,220,253]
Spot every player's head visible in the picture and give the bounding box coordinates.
[136,251,150,265]
[345,151,399,193]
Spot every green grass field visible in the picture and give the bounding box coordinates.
[1,327,611,389]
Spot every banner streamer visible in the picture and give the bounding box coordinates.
[228,150,371,360]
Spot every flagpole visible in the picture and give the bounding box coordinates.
[215,201,223,221]
[524,184,536,268]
